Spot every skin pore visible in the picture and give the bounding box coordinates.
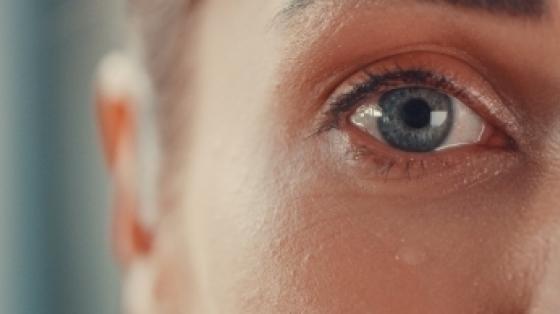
[98,0,560,313]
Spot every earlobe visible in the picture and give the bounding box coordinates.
[112,189,153,266]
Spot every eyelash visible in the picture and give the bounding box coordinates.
[319,67,470,133]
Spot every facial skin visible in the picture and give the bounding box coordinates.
[98,0,560,313]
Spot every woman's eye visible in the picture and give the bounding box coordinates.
[318,52,519,184]
[350,87,485,153]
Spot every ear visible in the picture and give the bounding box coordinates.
[96,52,154,267]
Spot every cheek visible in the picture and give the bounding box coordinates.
[182,108,545,313]
[243,173,535,314]
[193,140,539,314]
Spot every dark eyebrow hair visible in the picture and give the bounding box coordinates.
[282,0,547,19]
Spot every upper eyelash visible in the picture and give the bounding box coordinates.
[318,68,467,133]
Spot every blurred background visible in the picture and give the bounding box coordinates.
[0,0,125,313]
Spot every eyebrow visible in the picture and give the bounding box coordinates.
[281,0,547,19]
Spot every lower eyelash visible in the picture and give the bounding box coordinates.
[347,145,434,181]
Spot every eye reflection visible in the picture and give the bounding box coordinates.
[350,87,485,153]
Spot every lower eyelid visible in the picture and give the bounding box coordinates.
[342,138,519,191]
[342,129,455,181]
[347,145,433,181]
[333,113,517,183]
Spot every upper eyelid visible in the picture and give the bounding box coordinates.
[333,69,449,110]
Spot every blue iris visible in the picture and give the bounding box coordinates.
[378,87,454,152]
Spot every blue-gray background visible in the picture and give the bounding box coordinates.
[1,0,123,313]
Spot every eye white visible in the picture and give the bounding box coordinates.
[350,95,486,151]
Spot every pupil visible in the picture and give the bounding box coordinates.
[400,98,432,129]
